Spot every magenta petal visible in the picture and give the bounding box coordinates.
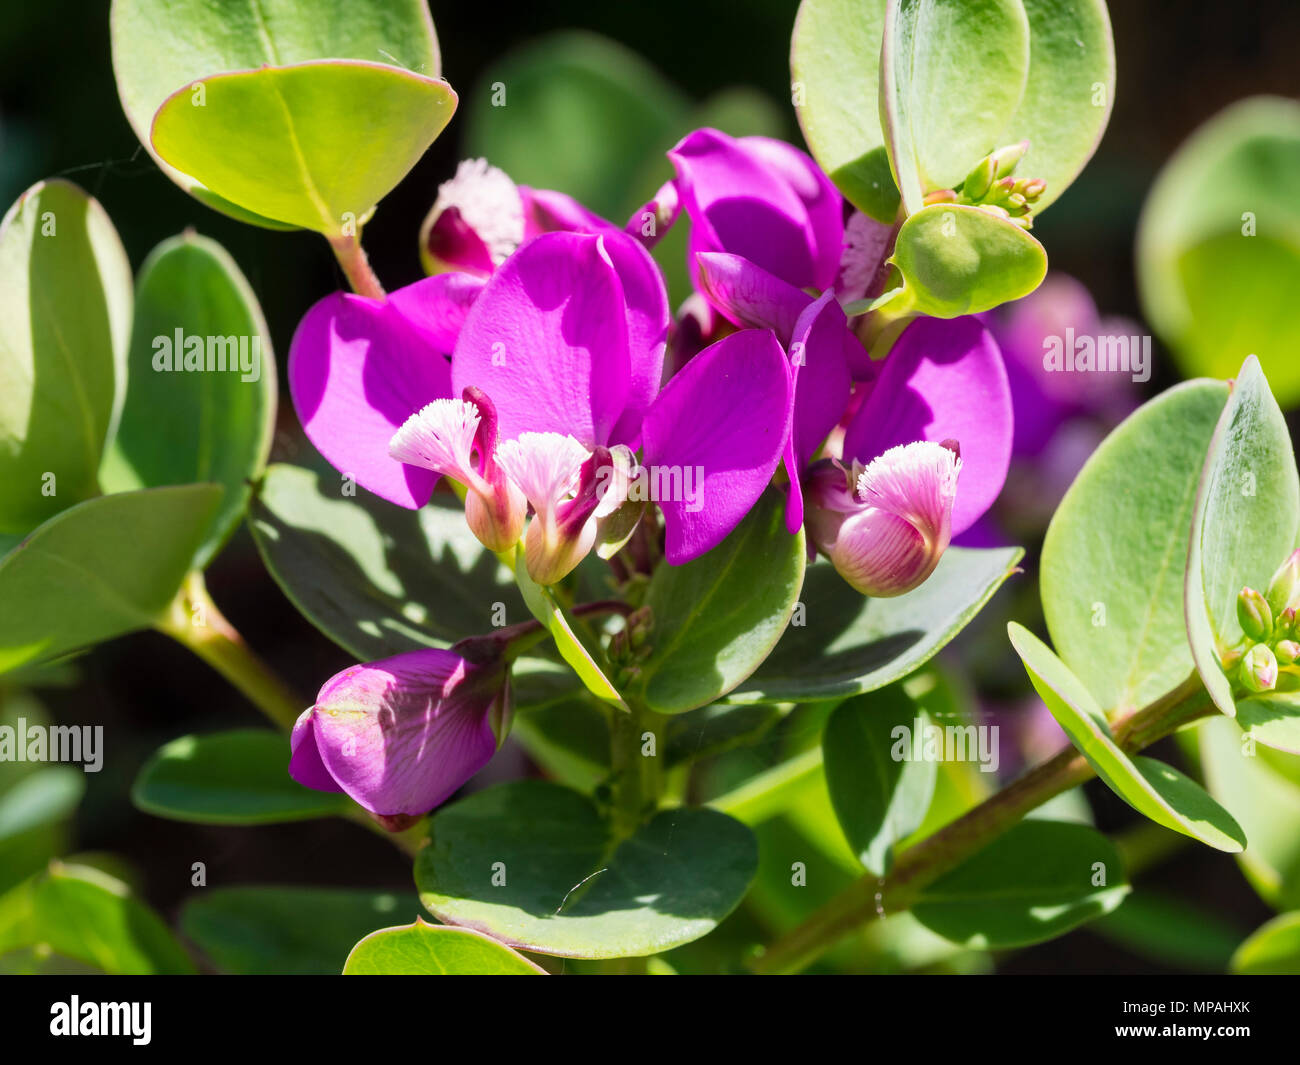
[780,291,852,533]
[307,649,501,818]
[670,128,839,291]
[601,231,669,447]
[695,252,810,340]
[521,186,614,238]
[789,291,853,470]
[288,710,344,793]
[841,316,1012,534]
[289,282,461,509]
[642,329,793,563]
[739,136,844,291]
[451,232,631,446]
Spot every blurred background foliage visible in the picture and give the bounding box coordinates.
[1,0,1298,973]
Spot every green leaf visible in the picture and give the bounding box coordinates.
[1186,355,1299,716]
[1231,911,1300,975]
[729,547,1021,703]
[344,919,545,974]
[665,703,782,768]
[790,0,899,222]
[634,491,805,714]
[912,820,1129,948]
[111,0,441,228]
[133,729,349,825]
[1200,716,1300,909]
[181,885,422,974]
[248,463,528,661]
[824,684,937,874]
[415,780,757,958]
[707,748,826,827]
[0,863,195,974]
[997,0,1115,214]
[0,180,132,533]
[881,0,1030,212]
[464,31,690,222]
[0,485,222,675]
[1008,623,1246,852]
[513,551,626,709]
[0,768,84,843]
[511,699,611,792]
[1092,891,1241,972]
[1136,97,1300,404]
[1041,379,1230,712]
[99,233,276,568]
[1237,692,1300,755]
[151,61,455,235]
[886,203,1047,316]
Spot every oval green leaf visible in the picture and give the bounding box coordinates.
[415,780,758,958]
[0,484,222,675]
[132,729,348,825]
[824,683,938,874]
[1186,355,1299,716]
[1230,911,1300,975]
[344,919,545,975]
[790,0,899,222]
[1237,692,1300,755]
[0,862,195,974]
[1136,97,1300,404]
[881,0,1030,212]
[729,547,1021,703]
[111,0,440,228]
[997,0,1114,214]
[181,885,423,974]
[0,180,132,534]
[1041,379,1229,713]
[634,490,806,714]
[886,203,1047,317]
[1008,622,1246,852]
[912,820,1129,948]
[248,463,527,660]
[152,60,455,235]
[100,233,276,568]
[1200,716,1300,909]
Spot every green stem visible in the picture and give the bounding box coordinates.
[751,672,1216,974]
[609,699,666,838]
[328,232,386,300]
[156,571,303,731]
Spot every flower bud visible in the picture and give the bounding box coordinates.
[1237,586,1274,642]
[1240,643,1279,693]
[419,159,526,278]
[1277,607,1298,642]
[806,441,961,597]
[289,646,510,820]
[990,140,1030,180]
[1276,640,1300,666]
[961,155,996,201]
[1266,549,1300,617]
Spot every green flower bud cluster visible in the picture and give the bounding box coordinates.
[950,141,1045,230]
[1233,550,1300,694]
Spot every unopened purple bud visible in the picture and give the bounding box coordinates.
[991,140,1030,180]
[289,647,510,819]
[1275,640,1300,666]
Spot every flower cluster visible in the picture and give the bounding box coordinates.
[287,129,1014,818]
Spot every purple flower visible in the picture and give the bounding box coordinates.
[669,128,844,293]
[289,646,510,824]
